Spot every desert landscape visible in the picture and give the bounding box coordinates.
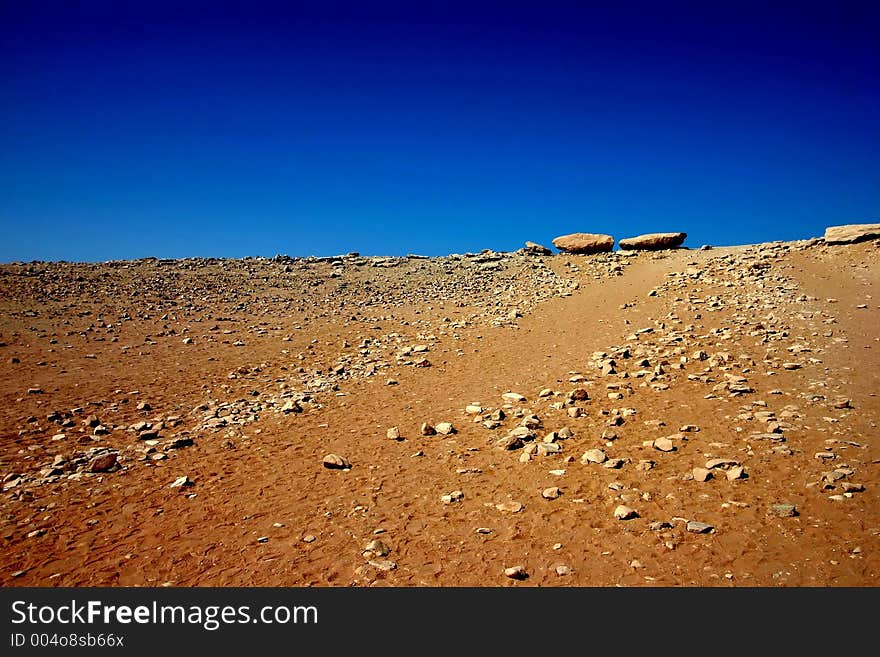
[1,226,878,587]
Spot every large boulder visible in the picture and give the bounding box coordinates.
[618,232,687,250]
[823,223,880,244]
[552,233,614,254]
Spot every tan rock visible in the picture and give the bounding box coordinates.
[619,232,687,250]
[552,233,615,254]
[581,448,607,464]
[322,453,351,469]
[614,505,638,520]
[705,458,740,470]
[692,467,712,482]
[536,442,562,456]
[523,241,552,255]
[653,437,676,452]
[726,466,745,481]
[823,223,880,244]
[542,487,561,499]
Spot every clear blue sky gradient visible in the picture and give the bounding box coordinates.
[1,0,878,261]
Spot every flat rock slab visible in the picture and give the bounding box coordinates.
[705,458,740,469]
[552,233,615,254]
[523,241,552,255]
[823,223,880,244]
[771,503,798,517]
[619,232,687,250]
[686,521,714,534]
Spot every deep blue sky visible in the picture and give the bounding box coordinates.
[1,0,878,261]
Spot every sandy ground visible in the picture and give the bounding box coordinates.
[1,238,877,587]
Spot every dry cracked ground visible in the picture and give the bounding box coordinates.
[1,239,878,587]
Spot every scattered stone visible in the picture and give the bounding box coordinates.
[170,476,192,488]
[726,466,745,481]
[705,458,740,470]
[420,423,437,436]
[164,437,194,450]
[555,565,571,576]
[303,535,316,543]
[502,392,527,403]
[504,565,528,580]
[498,435,524,450]
[542,487,561,500]
[581,448,607,464]
[496,501,524,513]
[652,437,676,452]
[614,505,638,520]
[364,539,391,557]
[536,442,561,456]
[386,426,402,440]
[686,521,714,534]
[692,467,712,482]
[568,388,590,401]
[322,454,351,469]
[369,559,397,572]
[88,453,118,473]
[771,504,798,518]
[435,422,456,435]
[441,491,464,504]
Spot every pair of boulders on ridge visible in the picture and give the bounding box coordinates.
[549,231,687,254]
